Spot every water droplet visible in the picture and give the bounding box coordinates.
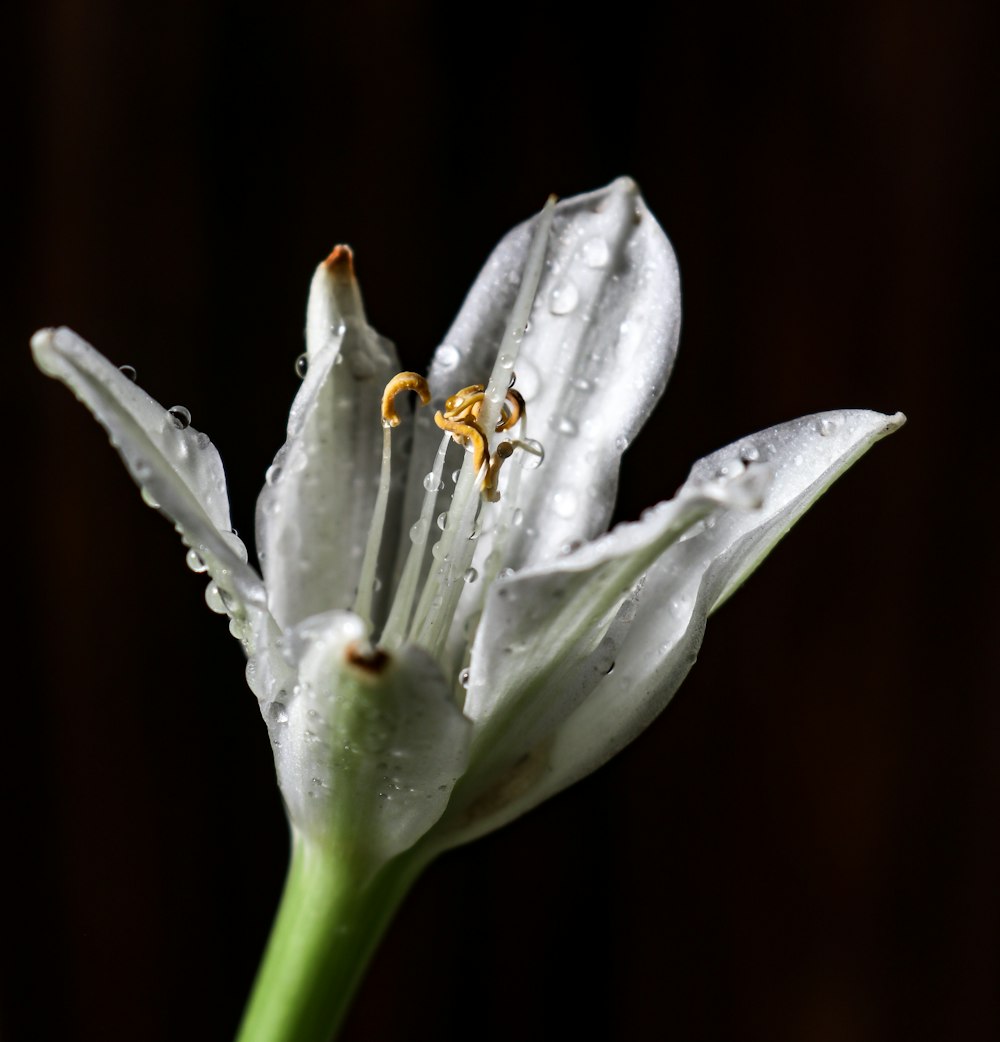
[498,352,514,370]
[458,668,471,689]
[467,518,482,541]
[118,364,137,381]
[549,415,578,436]
[817,416,841,437]
[463,567,478,584]
[571,376,592,392]
[739,444,760,463]
[552,488,577,518]
[409,518,429,543]
[512,507,524,527]
[265,464,282,486]
[451,469,461,484]
[614,434,629,452]
[430,541,447,561]
[436,344,460,370]
[186,549,207,573]
[498,567,515,580]
[511,325,525,344]
[294,354,309,379]
[548,281,579,315]
[140,486,160,509]
[269,702,289,725]
[519,439,545,469]
[436,511,449,531]
[205,582,228,614]
[581,236,610,268]
[167,406,191,430]
[423,471,444,492]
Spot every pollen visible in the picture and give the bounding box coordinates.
[382,372,431,427]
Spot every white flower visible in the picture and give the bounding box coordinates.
[31,178,904,880]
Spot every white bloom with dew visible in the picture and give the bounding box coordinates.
[31,178,904,876]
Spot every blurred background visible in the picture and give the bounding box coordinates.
[3,1,996,1039]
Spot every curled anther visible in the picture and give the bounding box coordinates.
[495,388,525,432]
[382,372,431,427]
[482,440,515,502]
[434,411,490,475]
[444,384,486,420]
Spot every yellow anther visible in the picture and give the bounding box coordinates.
[482,440,515,502]
[434,411,490,475]
[496,388,525,432]
[382,372,431,427]
[443,384,486,420]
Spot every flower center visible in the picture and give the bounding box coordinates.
[353,196,558,676]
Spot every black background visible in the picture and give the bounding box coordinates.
[4,2,996,1040]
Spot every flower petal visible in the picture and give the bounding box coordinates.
[436,464,767,838]
[437,408,904,845]
[31,327,265,615]
[256,256,402,631]
[268,610,472,871]
[401,177,680,573]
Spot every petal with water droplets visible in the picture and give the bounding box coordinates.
[256,258,403,631]
[270,610,471,869]
[436,408,904,845]
[31,326,264,615]
[401,178,680,575]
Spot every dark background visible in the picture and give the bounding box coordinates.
[4,1,996,1040]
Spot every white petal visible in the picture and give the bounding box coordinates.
[268,610,472,870]
[436,466,764,838]
[438,408,904,845]
[401,177,680,575]
[31,327,265,614]
[256,257,402,631]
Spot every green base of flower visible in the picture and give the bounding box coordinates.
[235,838,427,1042]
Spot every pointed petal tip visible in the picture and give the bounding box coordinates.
[31,326,65,376]
[322,244,355,278]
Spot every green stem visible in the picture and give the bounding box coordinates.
[235,838,427,1042]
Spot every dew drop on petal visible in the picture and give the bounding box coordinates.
[549,415,578,437]
[614,434,629,452]
[409,518,429,543]
[548,281,579,315]
[581,236,610,268]
[118,364,137,381]
[498,567,515,580]
[512,507,524,527]
[294,354,309,379]
[436,344,460,370]
[519,439,545,470]
[463,567,478,584]
[186,549,208,573]
[423,472,444,492]
[167,406,191,430]
[739,444,760,463]
[458,668,471,689]
[265,464,282,486]
[205,582,228,614]
[572,376,592,392]
[498,352,514,371]
[817,416,841,437]
[451,469,461,484]
[140,486,160,509]
[436,511,449,531]
[552,488,578,518]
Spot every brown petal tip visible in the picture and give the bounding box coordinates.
[323,244,355,277]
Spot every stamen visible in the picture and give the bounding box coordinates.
[495,388,525,432]
[379,432,451,651]
[352,424,393,626]
[482,441,514,502]
[433,410,490,475]
[382,371,431,427]
[444,384,486,419]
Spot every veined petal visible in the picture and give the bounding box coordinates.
[401,177,680,575]
[31,327,265,615]
[435,408,904,846]
[269,610,472,871]
[256,254,402,631]
[436,464,767,837]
